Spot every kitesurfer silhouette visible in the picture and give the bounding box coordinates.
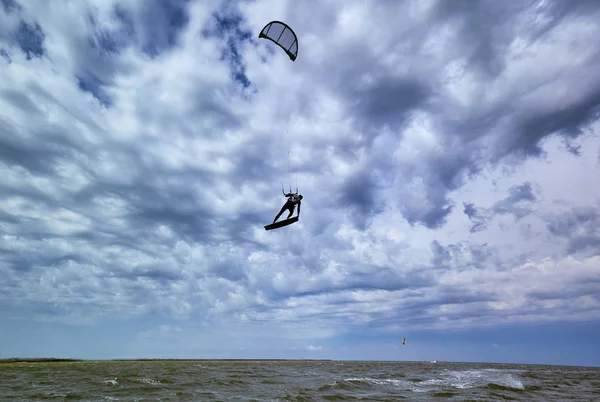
[273,190,302,224]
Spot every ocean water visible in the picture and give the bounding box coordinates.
[1,360,598,401]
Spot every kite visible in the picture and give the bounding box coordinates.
[258,21,298,61]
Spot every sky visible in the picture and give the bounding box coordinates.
[1,0,599,367]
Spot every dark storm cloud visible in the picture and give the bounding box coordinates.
[463,182,537,232]
[0,48,11,63]
[134,0,191,57]
[430,240,498,271]
[0,120,217,319]
[493,182,537,218]
[45,0,190,106]
[15,20,44,59]
[502,182,536,203]
[263,262,436,304]
[304,0,600,230]
[76,75,113,107]
[547,205,600,256]
[463,202,488,233]
[1,0,21,14]
[438,0,600,162]
[469,243,498,270]
[0,131,58,175]
[0,107,94,176]
[431,240,452,269]
[5,0,189,107]
[349,76,431,133]
[528,277,600,302]
[0,4,45,59]
[501,91,600,161]
[202,2,253,89]
[433,0,600,79]
[408,185,454,230]
[338,168,384,230]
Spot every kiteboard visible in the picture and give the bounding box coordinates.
[264,216,298,231]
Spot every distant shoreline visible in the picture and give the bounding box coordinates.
[0,358,83,363]
[0,358,333,364]
[1,358,596,368]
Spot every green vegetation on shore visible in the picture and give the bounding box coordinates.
[1,358,332,364]
[0,358,83,363]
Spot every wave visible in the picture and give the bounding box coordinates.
[343,368,525,393]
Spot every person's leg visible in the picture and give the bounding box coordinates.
[273,204,288,223]
[283,201,295,220]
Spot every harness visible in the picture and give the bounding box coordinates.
[287,194,301,204]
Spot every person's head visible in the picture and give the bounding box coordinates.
[298,195,303,200]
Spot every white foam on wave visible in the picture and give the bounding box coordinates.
[345,377,432,392]
[346,377,402,386]
[444,369,525,390]
[136,377,162,386]
[104,377,118,386]
[344,368,525,392]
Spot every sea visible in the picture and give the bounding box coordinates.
[1,359,598,401]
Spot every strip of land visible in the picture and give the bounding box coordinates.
[0,358,82,363]
[1,358,332,363]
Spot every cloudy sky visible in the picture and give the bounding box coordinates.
[1,0,600,367]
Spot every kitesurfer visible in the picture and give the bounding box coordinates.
[273,190,302,223]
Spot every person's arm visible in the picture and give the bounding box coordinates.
[297,201,301,217]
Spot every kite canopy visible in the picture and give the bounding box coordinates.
[258,21,298,61]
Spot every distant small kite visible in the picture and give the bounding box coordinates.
[402,338,406,345]
[258,21,298,61]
